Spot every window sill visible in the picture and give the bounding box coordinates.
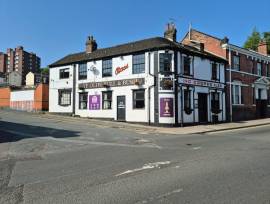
[132,108,146,110]
[59,104,71,107]
[232,104,244,106]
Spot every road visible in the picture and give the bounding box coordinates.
[1,110,270,204]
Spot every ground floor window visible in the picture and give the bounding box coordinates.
[58,89,71,106]
[102,91,112,109]
[211,92,220,113]
[79,92,88,109]
[268,90,270,105]
[133,89,145,109]
[232,84,242,105]
[184,89,192,114]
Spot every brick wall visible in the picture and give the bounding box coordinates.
[0,87,11,108]
[0,84,48,111]
[34,84,49,111]
[182,30,227,58]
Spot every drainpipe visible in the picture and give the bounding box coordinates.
[148,51,155,125]
[228,46,233,122]
[72,64,76,116]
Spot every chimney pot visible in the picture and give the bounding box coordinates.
[86,35,98,53]
[258,39,268,56]
[164,23,177,42]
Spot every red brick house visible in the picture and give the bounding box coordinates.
[182,29,270,121]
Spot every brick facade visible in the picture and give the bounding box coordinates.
[182,29,270,121]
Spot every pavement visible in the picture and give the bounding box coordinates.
[1,109,270,203]
[46,112,270,135]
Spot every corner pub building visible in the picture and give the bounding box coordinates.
[49,24,227,126]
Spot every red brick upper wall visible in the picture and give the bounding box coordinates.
[182,30,227,59]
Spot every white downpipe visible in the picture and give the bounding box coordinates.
[229,47,233,122]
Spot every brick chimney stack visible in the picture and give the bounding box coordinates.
[86,36,98,53]
[257,40,268,56]
[164,23,177,42]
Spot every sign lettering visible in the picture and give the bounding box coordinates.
[115,64,129,75]
[79,78,145,89]
[179,78,224,88]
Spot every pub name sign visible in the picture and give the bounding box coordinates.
[179,78,225,89]
[79,78,145,89]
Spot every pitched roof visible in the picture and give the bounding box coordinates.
[184,29,270,59]
[49,37,227,68]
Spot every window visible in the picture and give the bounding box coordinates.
[232,55,240,70]
[133,54,145,74]
[211,92,220,113]
[184,89,192,114]
[58,89,71,106]
[159,53,172,73]
[257,62,262,76]
[211,63,218,80]
[79,92,88,109]
[183,56,191,75]
[232,84,242,105]
[102,59,112,77]
[59,68,70,79]
[78,63,87,80]
[267,64,270,77]
[268,89,270,105]
[102,91,112,109]
[133,89,145,109]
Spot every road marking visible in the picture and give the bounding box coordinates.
[136,188,183,203]
[115,161,171,176]
[192,146,202,150]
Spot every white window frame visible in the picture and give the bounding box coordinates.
[232,81,243,105]
[257,62,262,76]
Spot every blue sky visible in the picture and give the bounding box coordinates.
[0,0,269,67]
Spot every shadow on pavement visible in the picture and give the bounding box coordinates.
[0,121,80,143]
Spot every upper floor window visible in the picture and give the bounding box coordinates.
[59,68,69,79]
[183,56,191,75]
[232,55,240,71]
[257,62,262,76]
[58,89,71,106]
[133,89,145,109]
[102,59,112,77]
[211,63,218,80]
[79,92,88,109]
[78,63,87,80]
[133,54,145,74]
[159,53,172,73]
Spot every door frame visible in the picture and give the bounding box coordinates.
[197,93,208,123]
[117,95,126,121]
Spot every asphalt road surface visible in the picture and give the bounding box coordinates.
[1,110,270,204]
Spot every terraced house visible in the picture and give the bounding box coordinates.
[182,29,270,121]
[49,24,227,126]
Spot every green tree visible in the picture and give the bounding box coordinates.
[243,27,261,51]
[41,67,49,75]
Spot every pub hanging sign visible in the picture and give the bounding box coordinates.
[79,78,145,89]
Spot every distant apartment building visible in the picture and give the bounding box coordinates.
[0,46,41,85]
